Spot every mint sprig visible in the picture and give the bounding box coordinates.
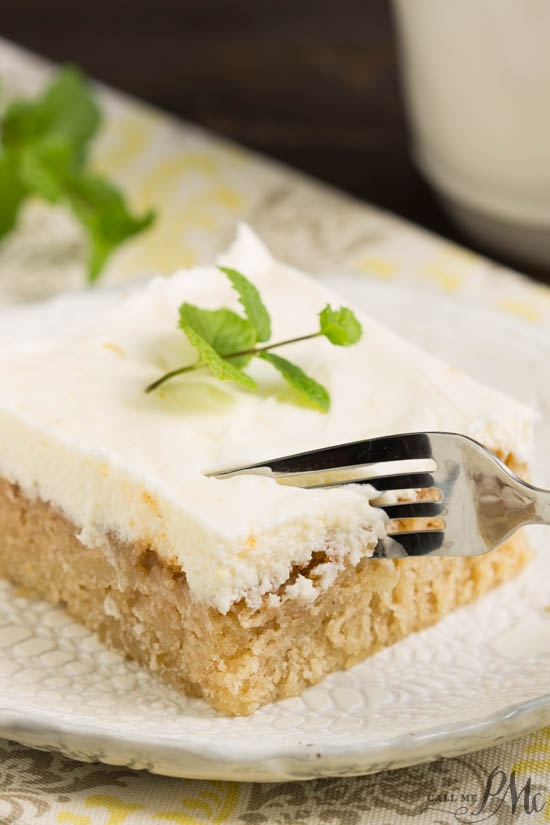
[146,267,362,412]
[0,65,155,282]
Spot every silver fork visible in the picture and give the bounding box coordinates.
[210,432,550,558]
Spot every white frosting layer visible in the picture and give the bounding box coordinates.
[0,226,535,612]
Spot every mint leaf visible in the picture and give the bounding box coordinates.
[38,66,100,161]
[319,304,362,346]
[0,152,27,237]
[0,66,155,282]
[17,137,73,202]
[66,173,155,282]
[181,323,257,390]
[3,66,100,163]
[218,266,272,342]
[179,303,256,367]
[259,351,330,412]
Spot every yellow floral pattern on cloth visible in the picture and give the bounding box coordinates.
[1,37,550,825]
[55,784,240,825]
[89,109,252,277]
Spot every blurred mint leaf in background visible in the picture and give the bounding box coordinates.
[2,66,100,162]
[0,152,27,236]
[17,137,74,202]
[0,65,155,282]
[67,173,155,282]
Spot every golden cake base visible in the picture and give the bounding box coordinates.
[0,472,533,716]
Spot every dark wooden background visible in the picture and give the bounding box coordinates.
[2,0,542,278]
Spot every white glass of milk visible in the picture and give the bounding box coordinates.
[392,0,550,267]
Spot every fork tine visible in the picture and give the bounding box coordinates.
[307,472,436,491]
[386,530,445,556]
[369,472,437,491]
[210,432,433,478]
[381,502,445,519]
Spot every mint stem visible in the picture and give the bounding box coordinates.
[225,331,322,359]
[145,331,322,393]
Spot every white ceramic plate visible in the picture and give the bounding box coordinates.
[1,277,550,782]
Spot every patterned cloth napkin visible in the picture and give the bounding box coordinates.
[2,728,550,825]
[1,37,550,825]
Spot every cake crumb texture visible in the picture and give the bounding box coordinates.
[0,476,532,715]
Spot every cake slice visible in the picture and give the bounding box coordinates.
[0,226,535,715]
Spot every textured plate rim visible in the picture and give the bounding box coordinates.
[1,690,550,781]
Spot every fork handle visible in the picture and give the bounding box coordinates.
[530,484,550,526]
